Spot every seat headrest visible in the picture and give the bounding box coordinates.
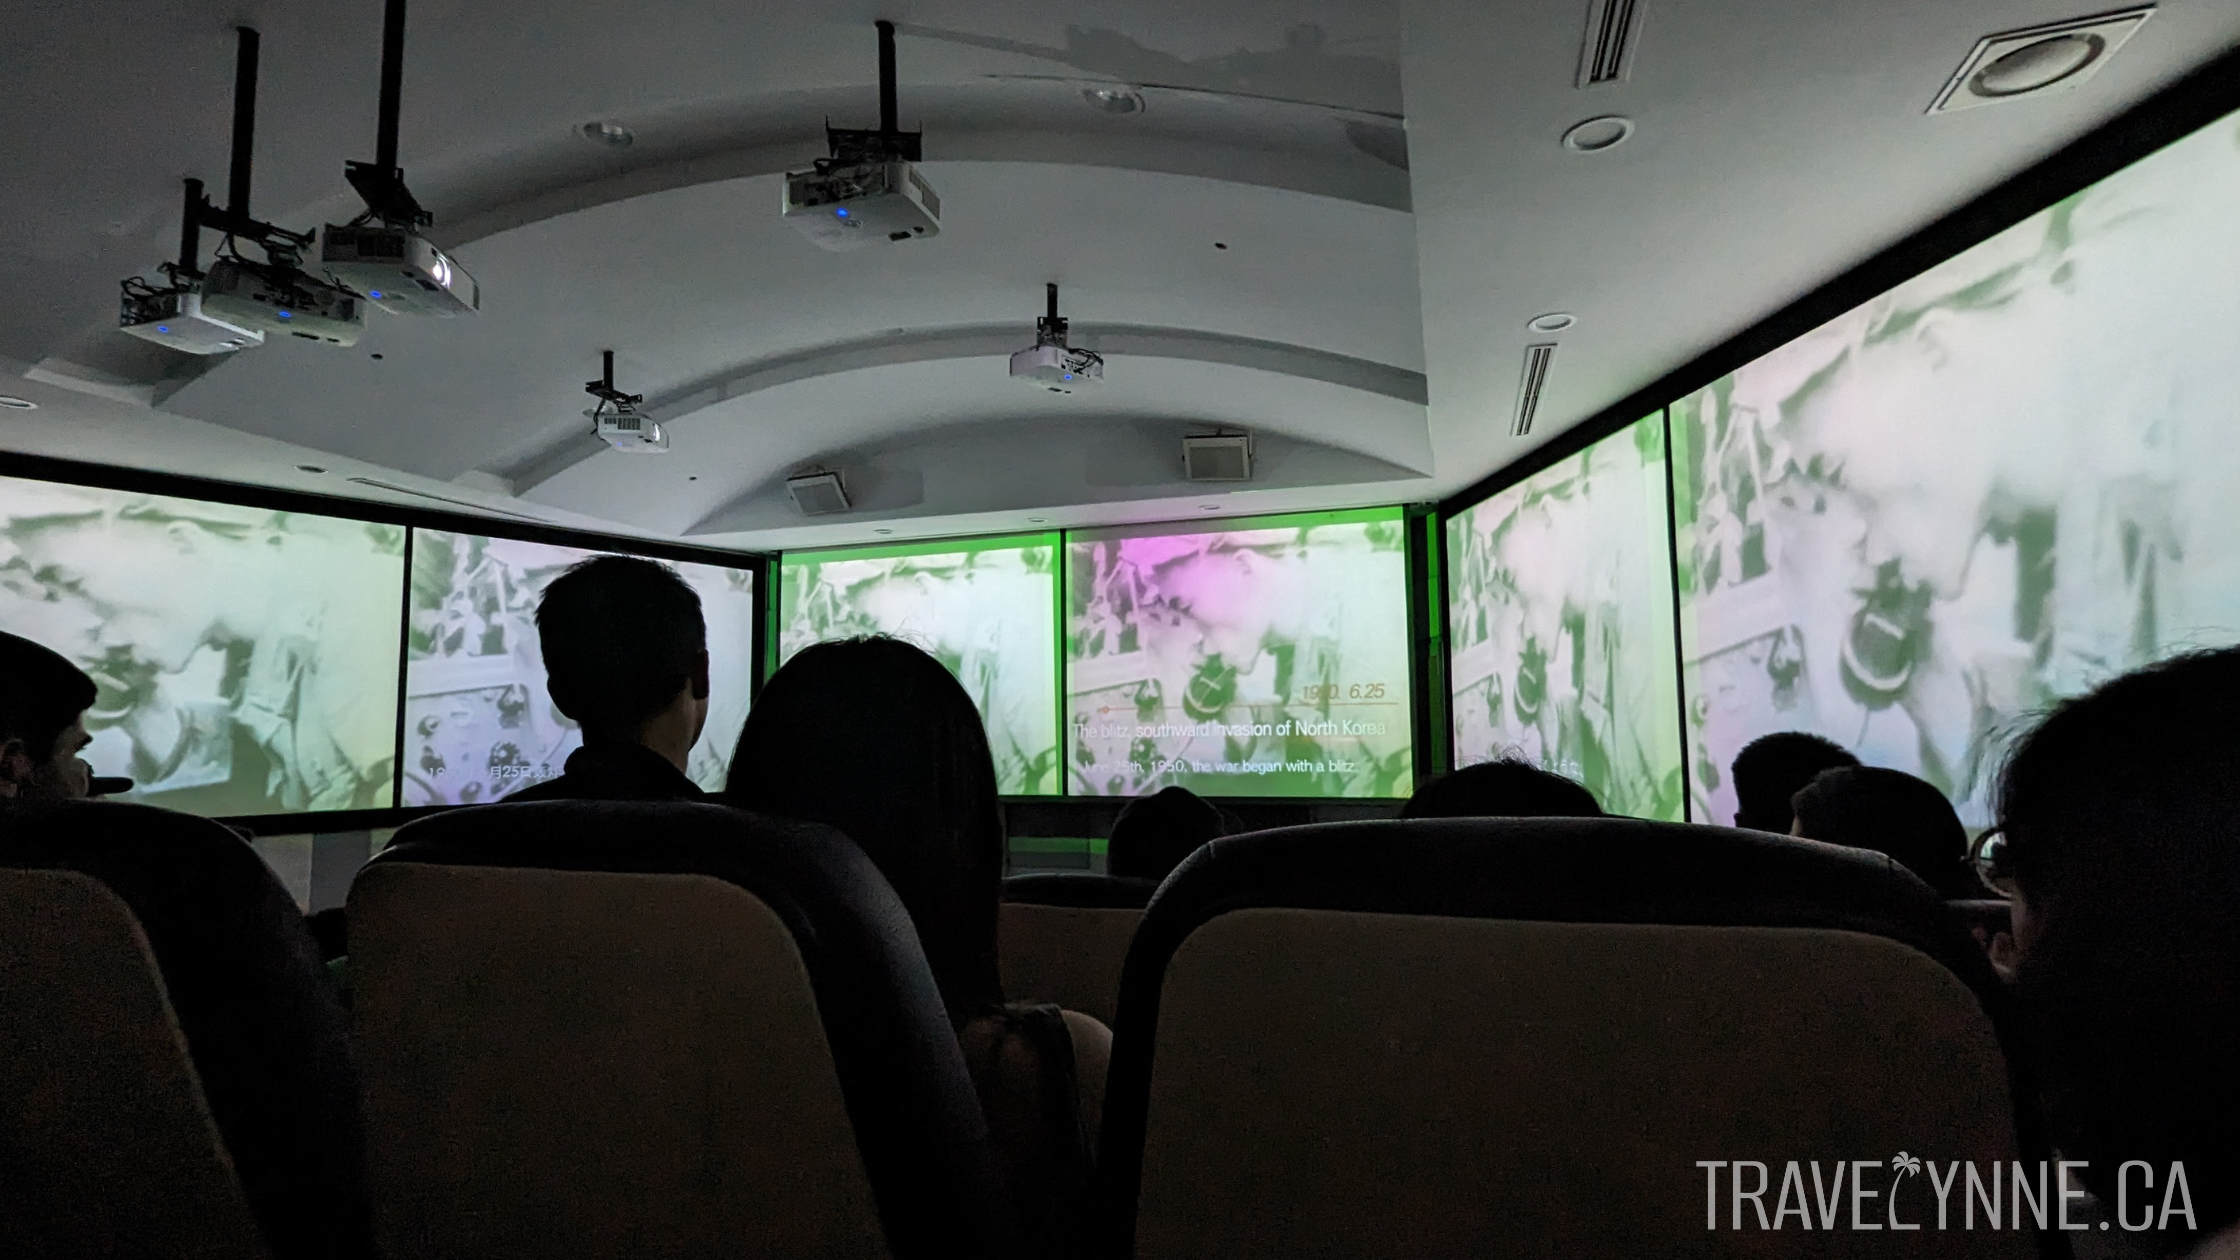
[1002,871,1159,909]
[0,799,371,1260]
[371,799,1018,1258]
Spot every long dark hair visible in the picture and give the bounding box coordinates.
[1997,647,2240,1251]
[724,637,1005,1023]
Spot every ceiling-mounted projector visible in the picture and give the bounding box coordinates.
[118,286,264,355]
[582,350,669,453]
[784,21,941,252]
[320,224,479,316]
[1010,283,1103,393]
[202,258,365,346]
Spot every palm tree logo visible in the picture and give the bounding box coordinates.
[1892,1152,1922,1178]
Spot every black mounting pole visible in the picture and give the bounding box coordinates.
[1046,282,1060,321]
[228,27,260,219]
[877,19,899,135]
[177,178,205,276]
[375,0,407,172]
[601,349,615,390]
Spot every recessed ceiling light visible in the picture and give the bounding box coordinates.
[1082,85,1145,115]
[297,464,327,474]
[1200,504,1221,512]
[1930,8,2150,113]
[1027,516,1048,523]
[1528,312,1577,333]
[581,120,634,147]
[0,396,37,410]
[873,528,894,535]
[1562,116,1634,153]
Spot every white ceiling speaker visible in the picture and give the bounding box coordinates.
[787,471,852,516]
[1929,7,2152,114]
[1183,434,1253,482]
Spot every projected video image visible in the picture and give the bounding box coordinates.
[0,476,405,815]
[1447,416,1684,819]
[779,535,1060,795]
[1676,109,2240,825]
[1068,510,1413,798]
[403,532,756,805]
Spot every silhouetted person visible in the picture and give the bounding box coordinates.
[506,556,710,802]
[1401,757,1603,820]
[1789,765,1975,898]
[724,637,1106,1248]
[1995,647,2240,1252]
[1106,785,1229,881]
[1730,731,1859,833]
[0,631,97,801]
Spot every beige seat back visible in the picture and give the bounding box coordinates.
[0,867,269,1260]
[1134,910,2031,1259]
[349,863,889,1260]
[999,901,1143,1027]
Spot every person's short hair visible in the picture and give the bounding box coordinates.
[1730,732,1860,832]
[0,631,97,762]
[534,556,705,732]
[1106,786,1227,881]
[724,636,1005,1023]
[1401,758,1603,821]
[1789,765,1974,897]
[1997,646,2240,1249]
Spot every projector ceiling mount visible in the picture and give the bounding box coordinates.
[584,350,668,453]
[782,22,942,250]
[1009,283,1104,392]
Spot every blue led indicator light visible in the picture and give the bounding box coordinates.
[156,325,171,333]
[276,310,292,319]
[834,207,850,218]
[368,290,384,299]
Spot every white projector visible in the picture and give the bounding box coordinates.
[783,160,941,251]
[320,224,479,316]
[201,259,365,346]
[1009,343,1103,393]
[118,289,264,355]
[588,403,669,453]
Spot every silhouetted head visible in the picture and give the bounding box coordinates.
[1995,647,2240,1249]
[1106,785,1228,881]
[1730,731,1859,832]
[1789,765,1974,897]
[0,630,97,800]
[535,556,708,739]
[724,636,1004,1022]
[1401,758,1603,820]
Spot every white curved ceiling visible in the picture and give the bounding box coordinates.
[4,0,2237,550]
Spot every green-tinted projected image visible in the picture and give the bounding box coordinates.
[0,476,405,815]
[1446,416,1683,819]
[1676,109,2240,826]
[405,532,756,804]
[1067,510,1413,798]
[779,536,1060,795]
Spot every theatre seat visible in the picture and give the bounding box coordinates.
[349,800,1016,1260]
[0,800,372,1260]
[1097,818,2053,1260]
[1000,872,1157,1028]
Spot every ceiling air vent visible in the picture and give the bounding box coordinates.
[1929,8,2152,114]
[1511,344,1557,437]
[1577,0,1647,87]
[1183,434,1253,482]
[787,470,852,516]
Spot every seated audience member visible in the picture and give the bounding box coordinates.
[724,637,1108,1247]
[1401,757,1603,820]
[1994,648,2240,1252]
[1729,731,1859,833]
[1106,785,1229,881]
[0,630,97,801]
[1789,765,1977,897]
[507,556,710,802]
